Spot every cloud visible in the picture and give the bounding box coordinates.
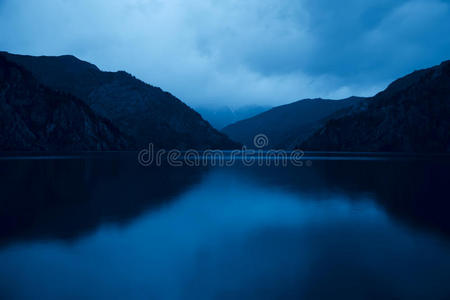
[0,0,449,108]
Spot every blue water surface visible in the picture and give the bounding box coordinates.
[0,156,449,299]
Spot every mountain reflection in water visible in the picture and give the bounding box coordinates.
[0,155,449,299]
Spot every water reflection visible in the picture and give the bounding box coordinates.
[0,156,207,245]
[0,156,450,299]
[235,160,450,237]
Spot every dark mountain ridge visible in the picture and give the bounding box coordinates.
[222,97,365,149]
[0,56,131,151]
[300,60,450,153]
[0,52,238,150]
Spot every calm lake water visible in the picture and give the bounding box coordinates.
[1,155,450,299]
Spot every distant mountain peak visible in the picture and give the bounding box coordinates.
[223,59,450,153]
[0,51,100,73]
[1,52,238,150]
[0,56,131,151]
[222,97,364,149]
[300,59,450,153]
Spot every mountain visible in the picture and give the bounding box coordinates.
[300,61,450,153]
[0,52,238,150]
[0,56,131,151]
[222,97,365,149]
[196,105,271,130]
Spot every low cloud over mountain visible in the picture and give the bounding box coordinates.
[1,0,449,107]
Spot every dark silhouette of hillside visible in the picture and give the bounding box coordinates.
[300,61,450,152]
[1,52,238,150]
[0,56,131,151]
[222,97,364,149]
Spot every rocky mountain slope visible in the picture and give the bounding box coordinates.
[1,52,237,150]
[300,61,450,153]
[222,97,365,149]
[0,56,131,151]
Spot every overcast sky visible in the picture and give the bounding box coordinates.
[1,0,450,108]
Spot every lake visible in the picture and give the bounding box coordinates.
[1,154,450,299]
